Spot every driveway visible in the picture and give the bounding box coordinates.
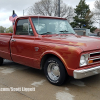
[0,59,100,100]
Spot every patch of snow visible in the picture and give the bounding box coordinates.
[0,68,5,69]
[31,80,46,87]
[56,91,74,100]
[0,66,28,75]
[1,68,17,74]
[65,87,69,91]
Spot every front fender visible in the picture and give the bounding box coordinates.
[40,50,68,71]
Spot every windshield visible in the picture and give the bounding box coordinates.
[32,18,75,35]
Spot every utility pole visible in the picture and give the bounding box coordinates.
[58,0,60,17]
[23,6,32,16]
[23,10,24,16]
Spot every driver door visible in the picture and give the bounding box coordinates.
[10,18,35,67]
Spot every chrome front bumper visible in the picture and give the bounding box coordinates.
[73,66,100,79]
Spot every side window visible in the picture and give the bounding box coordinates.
[16,19,33,35]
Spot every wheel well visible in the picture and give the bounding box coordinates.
[40,54,63,70]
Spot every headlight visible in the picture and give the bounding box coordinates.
[80,54,89,67]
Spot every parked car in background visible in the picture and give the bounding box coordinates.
[89,33,97,36]
[73,28,90,36]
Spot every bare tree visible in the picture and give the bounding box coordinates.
[93,0,100,28]
[94,0,100,10]
[28,0,75,23]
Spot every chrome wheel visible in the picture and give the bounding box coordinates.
[44,57,67,85]
[47,63,60,81]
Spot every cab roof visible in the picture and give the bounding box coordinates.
[17,15,67,20]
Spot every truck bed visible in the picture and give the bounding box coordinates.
[0,33,13,60]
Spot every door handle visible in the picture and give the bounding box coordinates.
[11,39,16,42]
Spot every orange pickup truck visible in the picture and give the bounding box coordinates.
[0,16,100,85]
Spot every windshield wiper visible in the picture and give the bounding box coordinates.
[41,32,52,35]
[59,30,69,34]
[59,30,68,33]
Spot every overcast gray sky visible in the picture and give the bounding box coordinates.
[0,0,95,28]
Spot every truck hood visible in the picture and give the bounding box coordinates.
[42,34,100,51]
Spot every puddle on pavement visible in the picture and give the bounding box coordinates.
[56,91,74,100]
[31,80,46,87]
[70,80,85,87]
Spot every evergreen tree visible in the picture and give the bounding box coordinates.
[70,0,96,32]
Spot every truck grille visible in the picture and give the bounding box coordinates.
[90,52,100,58]
[93,58,100,63]
[89,52,100,64]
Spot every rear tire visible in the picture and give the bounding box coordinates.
[44,57,67,86]
[0,57,3,66]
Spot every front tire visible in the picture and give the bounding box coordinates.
[44,57,67,86]
[0,57,3,66]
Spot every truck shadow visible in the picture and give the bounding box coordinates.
[1,59,45,79]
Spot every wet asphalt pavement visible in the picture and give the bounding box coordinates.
[0,59,100,100]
